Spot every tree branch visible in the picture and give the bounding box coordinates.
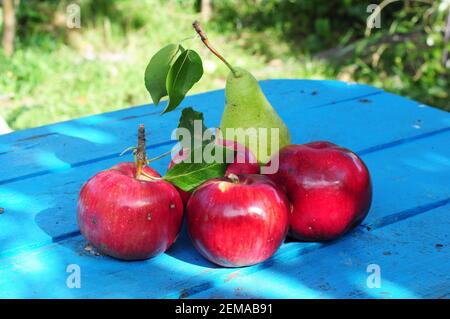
[2,0,16,57]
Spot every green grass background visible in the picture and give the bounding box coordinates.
[1,0,448,131]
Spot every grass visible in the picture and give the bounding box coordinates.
[1,0,447,131]
[0,1,335,131]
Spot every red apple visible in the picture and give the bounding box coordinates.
[167,140,260,205]
[266,141,372,241]
[186,174,290,267]
[77,162,184,260]
[218,138,260,176]
[167,148,194,206]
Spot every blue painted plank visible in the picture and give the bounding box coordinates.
[0,143,173,259]
[1,79,380,144]
[358,133,450,226]
[1,85,448,188]
[0,132,449,298]
[191,204,450,299]
[0,202,447,298]
[1,80,449,298]
[1,91,449,259]
[0,80,382,183]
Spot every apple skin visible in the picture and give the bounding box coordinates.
[186,174,290,267]
[77,162,184,260]
[218,138,260,176]
[167,140,260,205]
[167,148,194,206]
[267,141,372,242]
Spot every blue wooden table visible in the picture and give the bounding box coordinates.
[0,79,449,298]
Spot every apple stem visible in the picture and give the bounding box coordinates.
[192,20,241,78]
[135,124,147,179]
[227,173,240,184]
[147,145,181,164]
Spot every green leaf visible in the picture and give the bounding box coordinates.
[189,143,236,165]
[164,49,203,114]
[177,107,207,133]
[164,162,226,192]
[144,44,181,105]
[176,107,212,150]
[164,108,237,191]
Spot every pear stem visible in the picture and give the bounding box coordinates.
[135,124,147,179]
[192,21,240,78]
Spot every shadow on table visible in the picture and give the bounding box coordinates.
[24,115,450,298]
[34,207,217,267]
[165,218,220,268]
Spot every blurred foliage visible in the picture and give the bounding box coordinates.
[211,0,449,110]
[210,0,379,51]
[0,0,449,130]
[349,1,450,109]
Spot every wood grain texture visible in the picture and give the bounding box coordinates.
[0,80,381,184]
[192,204,450,299]
[0,80,449,298]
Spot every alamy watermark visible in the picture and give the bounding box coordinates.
[66,264,81,289]
[171,121,280,174]
[66,3,81,29]
[367,4,381,29]
[366,263,381,288]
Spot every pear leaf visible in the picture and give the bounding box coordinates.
[164,49,203,114]
[144,44,181,105]
[164,161,226,192]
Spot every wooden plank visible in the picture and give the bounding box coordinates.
[0,79,381,144]
[358,133,450,226]
[1,80,449,298]
[1,91,449,259]
[0,201,447,298]
[0,80,382,183]
[0,132,449,298]
[191,204,450,299]
[0,143,173,259]
[1,87,448,187]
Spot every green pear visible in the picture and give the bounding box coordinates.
[192,21,291,163]
[220,67,291,163]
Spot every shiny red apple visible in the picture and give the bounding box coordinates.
[167,148,194,206]
[219,138,260,176]
[186,174,290,267]
[167,139,260,205]
[267,141,372,241]
[77,162,184,260]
